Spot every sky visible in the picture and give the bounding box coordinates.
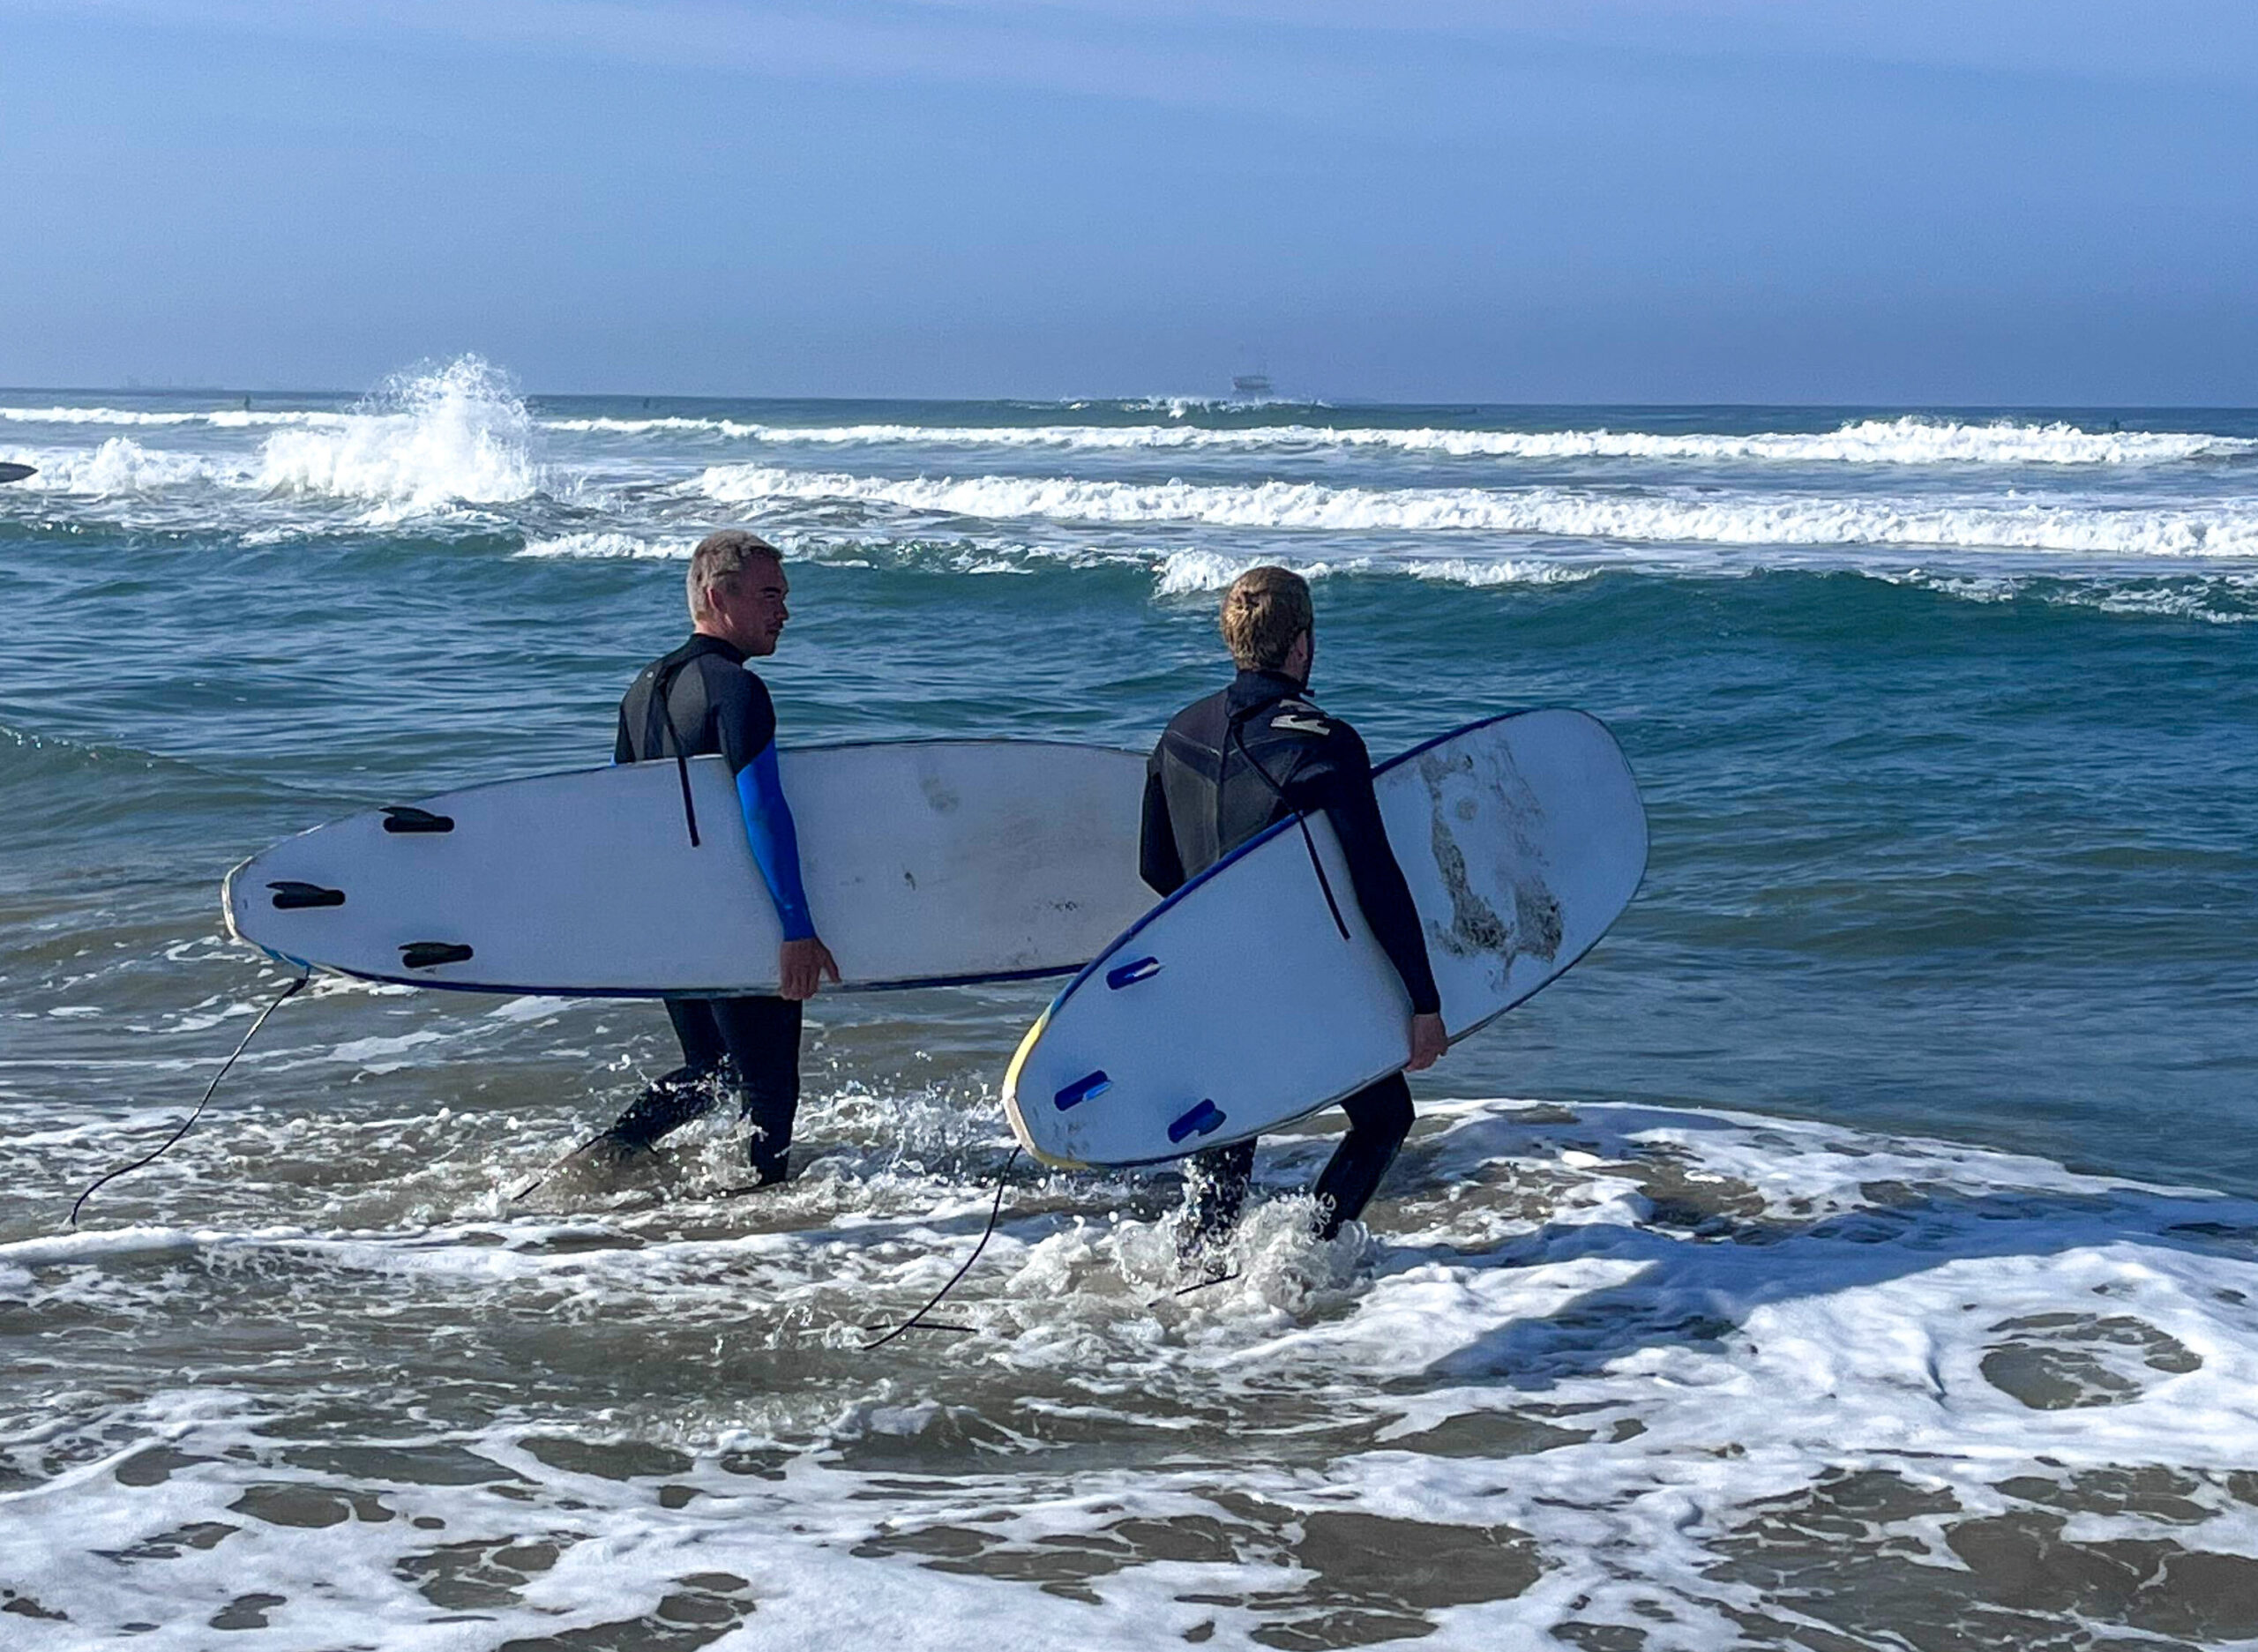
[4,1,2255,402]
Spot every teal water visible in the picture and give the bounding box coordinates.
[3,366,2256,1649]
[4,370,2253,1187]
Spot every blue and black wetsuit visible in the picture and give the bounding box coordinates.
[1142,668,1442,1245]
[603,632,811,1181]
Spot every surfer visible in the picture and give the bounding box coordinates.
[1141,566,1447,1254]
[597,530,840,1185]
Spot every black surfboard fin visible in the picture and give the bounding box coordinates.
[267,880,345,910]
[381,805,454,834]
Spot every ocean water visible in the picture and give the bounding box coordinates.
[3,360,2255,1649]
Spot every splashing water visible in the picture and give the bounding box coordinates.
[255,355,541,515]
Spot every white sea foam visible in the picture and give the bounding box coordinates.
[553,414,2255,467]
[506,523,2256,613]
[6,1098,2256,1648]
[515,530,693,560]
[700,464,2258,559]
[4,359,544,519]
[255,356,540,513]
[1875,566,2258,624]
[1153,549,1590,594]
[11,397,2246,468]
[0,405,348,429]
[513,528,1596,592]
[11,437,228,494]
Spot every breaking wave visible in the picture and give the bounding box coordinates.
[699,465,2258,559]
[0,405,348,429]
[256,356,540,511]
[548,415,2254,467]
[8,437,223,494]
[517,530,694,560]
[1151,549,1591,594]
[2,358,543,517]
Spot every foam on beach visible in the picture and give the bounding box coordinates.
[4,1093,2255,1648]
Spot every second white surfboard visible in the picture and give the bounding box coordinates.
[1002,711,1647,1167]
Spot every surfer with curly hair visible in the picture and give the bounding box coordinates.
[1141,565,1447,1253]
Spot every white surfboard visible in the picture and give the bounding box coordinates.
[1002,711,1647,1167]
[223,742,1154,996]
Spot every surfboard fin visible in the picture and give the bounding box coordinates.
[1168,1100,1227,1144]
[1054,1071,1112,1110]
[266,880,345,909]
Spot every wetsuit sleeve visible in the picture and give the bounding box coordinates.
[715,671,815,942]
[736,747,816,941]
[1140,751,1186,896]
[1310,727,1442,1017]
[713,669,779,774]
[613,701,634,766]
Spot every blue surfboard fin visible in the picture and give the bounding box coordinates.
[1168,1101,1226,1144]
[1055,1071,1112,1110]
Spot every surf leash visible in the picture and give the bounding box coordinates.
[647,649,703,848]
[1165,1267,1242,1300]
[860,1146,1021,1349]
[509,1131,618,1201]
[69,968,310,1229]
[1228,714,1351,942]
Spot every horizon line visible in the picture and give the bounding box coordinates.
[4,384,2256,414]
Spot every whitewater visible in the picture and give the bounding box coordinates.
[3,360,2256,1649]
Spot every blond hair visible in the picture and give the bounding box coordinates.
[1220,565,1313,671]
[686,529,781,623]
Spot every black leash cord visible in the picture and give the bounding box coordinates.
[1230,715,1351,942]
[70,968,310,1229]
[861,1147,1021,1350]
[653,659,701,848]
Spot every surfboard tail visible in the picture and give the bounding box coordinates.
[1000,1003,1088,1169]
[219,856,253,945]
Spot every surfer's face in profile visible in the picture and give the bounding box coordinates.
[704,561,791,657]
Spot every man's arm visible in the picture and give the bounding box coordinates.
[1309,727,1442,1020]
[1140,757,1186,897]
[735,749,815,942]
[716,669,837,996]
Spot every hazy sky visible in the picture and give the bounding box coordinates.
[6,1,2255,401]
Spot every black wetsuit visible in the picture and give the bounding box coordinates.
[1142,669,1441,1245]
[604,634,804,1182]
